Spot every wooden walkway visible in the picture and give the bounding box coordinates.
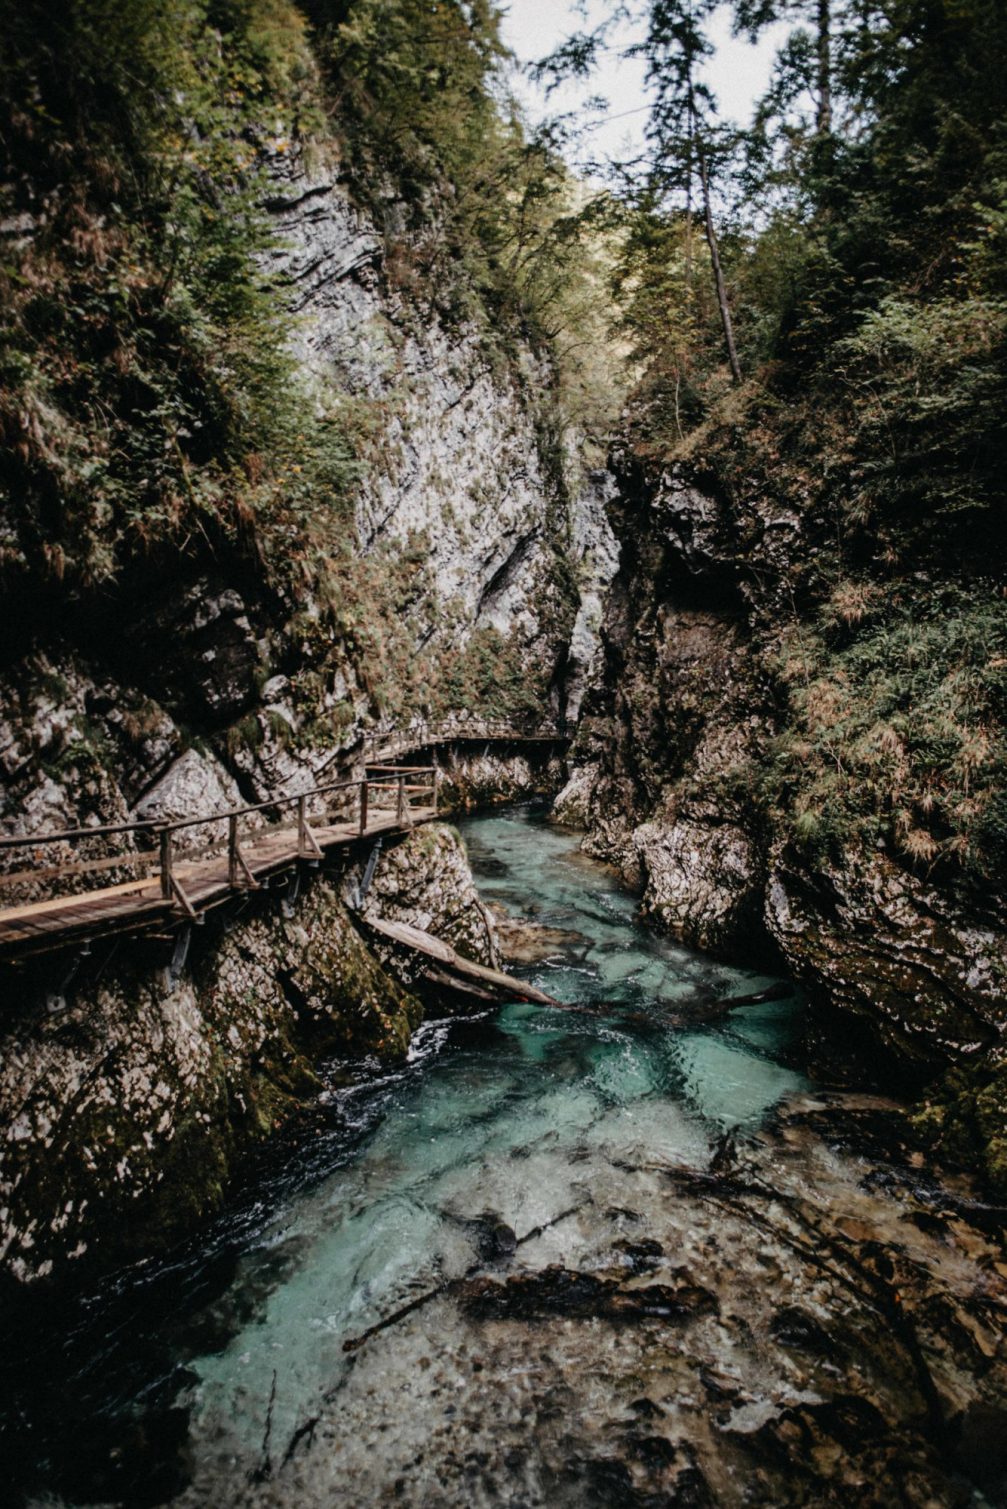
[0,719,572,965]
[0,767,437,964]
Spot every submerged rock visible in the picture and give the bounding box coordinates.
[167,1092,1007,1508]
[462,1264,718,1324]
[486,901,588,965]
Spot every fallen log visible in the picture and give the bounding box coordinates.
[359,914,564,1007]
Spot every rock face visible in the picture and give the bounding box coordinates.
[0,150,617,1281]
[352,824,500,983]
[566,455,1007,1148]
[0,146,613,882]
[436,747,567,812]
[263,148,619,727]
[562,464,776,959]
[0,821,490,1285]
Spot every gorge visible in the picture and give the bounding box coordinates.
[1,0,1007,1504]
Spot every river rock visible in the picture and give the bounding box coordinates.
[765,846,1007,1066]
[354,823,499,973]
[169,1092,1007,1508]
[634,814,763,955]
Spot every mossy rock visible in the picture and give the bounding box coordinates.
[911,1060,1007,1200]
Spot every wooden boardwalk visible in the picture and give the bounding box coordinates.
[0,719,571,965]
[0,767,437,964]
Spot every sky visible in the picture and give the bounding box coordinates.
[499,0,791,172]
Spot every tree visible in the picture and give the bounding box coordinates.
[735,0,837,137]
[638,0,743,382]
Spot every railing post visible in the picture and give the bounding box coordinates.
[297,794,308,857]
[432,756,439,814]
[359,778,369,835]
[396,774,407,827]
[228,814,239,888]
[159,829,173,901]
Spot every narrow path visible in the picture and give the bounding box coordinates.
[0,720,570,964]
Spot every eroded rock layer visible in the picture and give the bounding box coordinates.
[562,457,1007,1184]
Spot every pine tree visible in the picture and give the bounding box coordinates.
[638,0,743,382]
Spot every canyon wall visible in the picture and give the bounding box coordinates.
[560,455,1007,1184]
[0,122,612,1284]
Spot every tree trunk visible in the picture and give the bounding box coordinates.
[684,96,695,288]
[698,149,742,385]
[816,0,832,134]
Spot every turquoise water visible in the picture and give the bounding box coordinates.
[182,809,806,1482]
[6,805,807,1505]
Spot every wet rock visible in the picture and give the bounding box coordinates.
[137,1087,1007,1509]
[354,823,499,974]
[610,1238,665,1275]
[469,1213,518,1264]
[462,1265,717,1325]
[552,762,598,828]
[486,902,589,965]
[0,869,423,1285]
[634,816,763,956]
[768,1305,836,1356]
[765,848,1006,1069]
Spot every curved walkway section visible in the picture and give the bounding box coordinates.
[0,720,570,963]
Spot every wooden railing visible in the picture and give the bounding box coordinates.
[0,716,571,915]
[0,764,438,912]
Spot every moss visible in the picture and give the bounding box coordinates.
[911,1061,1007,1200]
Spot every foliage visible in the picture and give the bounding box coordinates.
[763,585,1007,887]
[0,0,360,621]
[592,0,1007,891]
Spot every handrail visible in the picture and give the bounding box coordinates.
[159,775,365,836]
[0,770,434,854]
[0,719,564,855]
[0,761,440,919]
[0,816,163,851]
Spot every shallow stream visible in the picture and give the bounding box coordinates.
[5,807,1007,1506]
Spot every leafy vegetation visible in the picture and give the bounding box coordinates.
[561,0,1007,892]
[0,0,614,735]
[0,0,332,607]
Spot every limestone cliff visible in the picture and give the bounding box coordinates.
[561,453,1007,1184]
[0,2,619,1286]
[0,148,615,850]
[0,823,492,1286]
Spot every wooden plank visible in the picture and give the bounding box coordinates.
[360,915,562,1007]
[0,799,438,956]
[0,874,160,925]
[0,848,157,888]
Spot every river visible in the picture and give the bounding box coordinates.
[5,806,1006,1506]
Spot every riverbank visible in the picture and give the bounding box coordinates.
[3,806,1005,1506]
